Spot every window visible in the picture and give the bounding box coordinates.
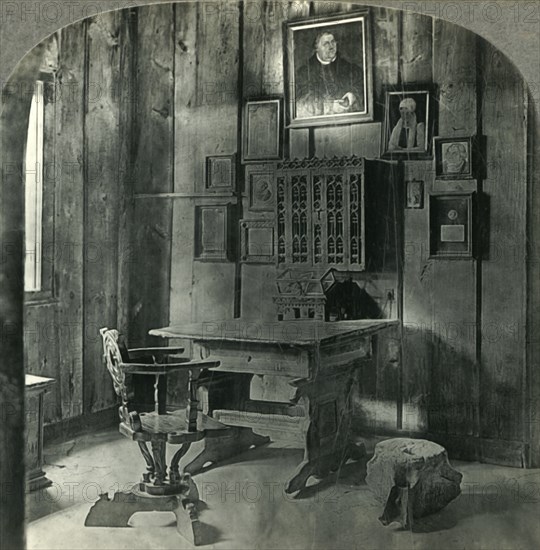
[24,80,45,292]
[24,74,55,300]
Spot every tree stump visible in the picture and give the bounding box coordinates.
[366,438,462,528]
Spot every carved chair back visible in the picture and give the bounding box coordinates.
[100,328,132,424]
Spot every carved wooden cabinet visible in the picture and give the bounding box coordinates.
[274,157,401,273]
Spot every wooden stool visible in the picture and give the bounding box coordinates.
[366,438,462,528]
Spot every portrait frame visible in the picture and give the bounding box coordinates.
[434,136,476,180]
[240,220,275,264]
[429,192,475,259]
[242,98,283,163]
[244,163,275,213]
[205,154,236,193]
[406,179,424,209]
[283,9,373,128]
[381,85,437,159]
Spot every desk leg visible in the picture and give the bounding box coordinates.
[184,427,270,475]
[285,379,366,496]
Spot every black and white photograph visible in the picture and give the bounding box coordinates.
[382,86,434,157]
[434,136,476,179]
[1,2,539,550]
[284,10,373,127]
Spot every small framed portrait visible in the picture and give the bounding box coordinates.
[283,9,373,127]
[242,98,283,162]
[429,193,474,259]
[240,220,275,264]
[244,164,275,213]
[206,154,236,193]
[434,136,475,179]
[381,86,436,159]
[406,179,424,209]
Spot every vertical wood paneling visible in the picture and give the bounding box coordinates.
[170,3,198,326]
[401,160,431,431]
[428,23,478,436]
[528,97,540,466]
[399,13,433,433]
[55,21,85,419]
[191,1,240,322]
[84,11,123,413]
[129,5,175,346]
[171,2,240,325]
[373,7,399,100]
[117,10,135,339]
[401,13,432,84]
[480,44,527,441]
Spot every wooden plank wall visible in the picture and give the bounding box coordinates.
[83,12,124,413]
[429,22,477,437]
[22,3,533,465]
[480,44,527,445]
[129,5,175,347]
[169,2,241,327]
[55,22,86,420]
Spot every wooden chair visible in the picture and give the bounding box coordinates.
[85,328,229,545]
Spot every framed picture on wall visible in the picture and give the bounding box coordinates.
[283,9,373,127]
[206,154,236,193]
[240,220,275,264]
[244,164,275,213]
[381,85,436,159]
[194,204,232,261]
[429,193,474,259]
[242,98,283,162]
[434,136,476,179]
[406,179,424,209]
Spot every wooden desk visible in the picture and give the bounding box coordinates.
[150,319,399,494]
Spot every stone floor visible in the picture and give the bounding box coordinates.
[27,428,540,550]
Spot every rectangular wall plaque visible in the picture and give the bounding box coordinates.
[194,204,231,261]
[240,219,275,264]
[429,193,474,259]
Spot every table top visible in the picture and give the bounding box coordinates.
[150,319,398,346]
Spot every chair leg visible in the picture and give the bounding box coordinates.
[151,440,167,486]
[137,441,155,483]
[169,442,191,484]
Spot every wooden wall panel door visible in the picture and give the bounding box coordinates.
[400,13,434,433]
[480,43,527,443]
[55,21,85,420]
[84,11,125,413]
[170,2,240,325]
[428,23,478,437]
[129,4,175,347]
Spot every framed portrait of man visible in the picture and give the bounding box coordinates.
[283,10,373,127]
[434,136,476,179]
[381,85,437,159]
